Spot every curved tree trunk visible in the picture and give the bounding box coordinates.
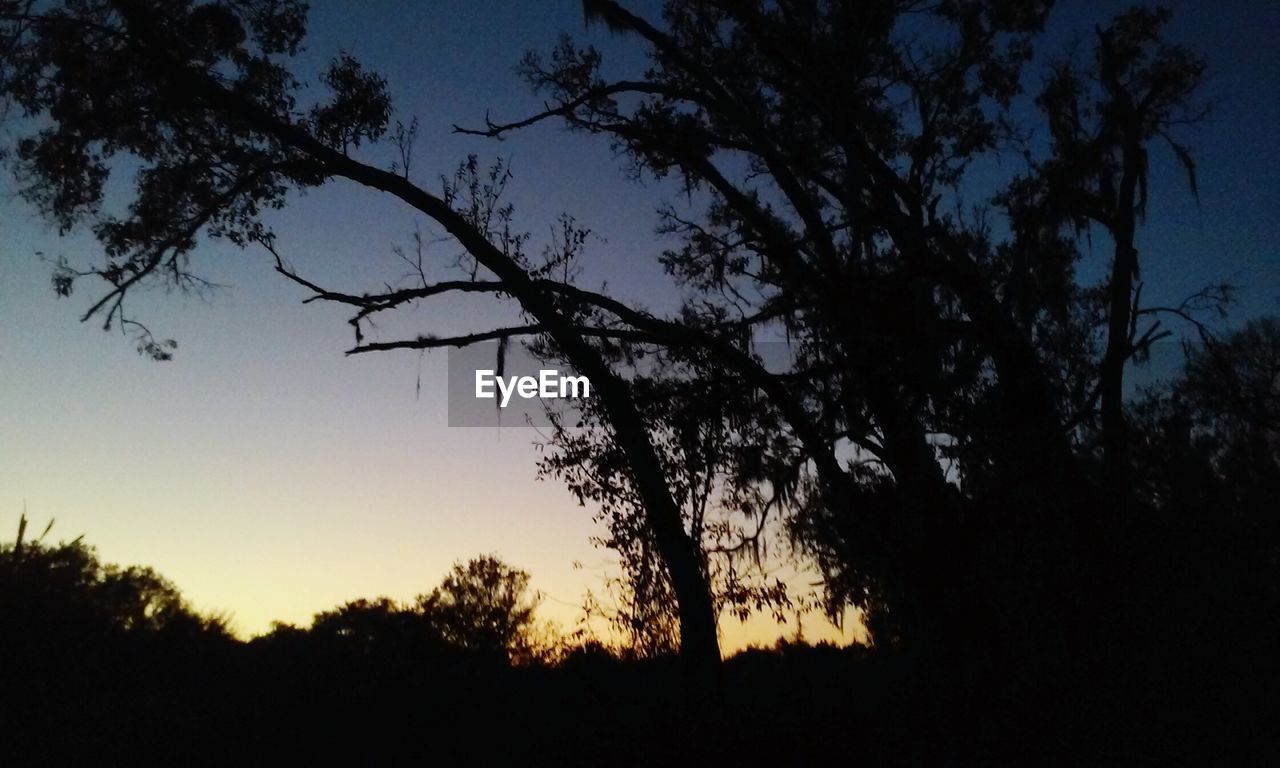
[114,17,725,672]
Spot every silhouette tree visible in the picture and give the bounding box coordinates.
[1116,318,1280,748]
[538,344,793,653]
[0,0,721,669]
[1010,6,1210,504]
[468,1,1215,677]
[417,555,538,662]
[303,596,445,663]
[0,515,228,642]
[1130,317,1280,556]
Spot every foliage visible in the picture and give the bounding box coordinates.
[0,515,229,640]
[248,555,547,664]
[1129,317,1280,552]
[504,0,1222,657]
[416,554,540,661]
[302,596,447,662]
[2,0,726,664]
[539,344,794,656]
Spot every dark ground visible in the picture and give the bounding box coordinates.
[5,634,1277,766]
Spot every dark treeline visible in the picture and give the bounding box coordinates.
[2,528,874,765]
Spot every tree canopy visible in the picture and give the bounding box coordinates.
[1,515,229,651]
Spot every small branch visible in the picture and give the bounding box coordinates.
[452,81,685,139]
[347,325,543,354]
[345,325,667,356]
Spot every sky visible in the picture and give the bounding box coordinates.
[1,0,1277,650]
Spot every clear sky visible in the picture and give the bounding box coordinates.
[1,0,1276,650]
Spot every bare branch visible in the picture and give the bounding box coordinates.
[452,81,687,139]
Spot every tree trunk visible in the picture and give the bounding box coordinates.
[1100,239,1136,505]
[1100,139,1142,510]
[135,42,726,673]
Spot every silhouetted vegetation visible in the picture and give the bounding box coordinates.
[0,522,873,764]
[3,0,1278,762]
[1,518,229,639]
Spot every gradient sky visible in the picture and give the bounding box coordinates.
[2,0,1277,650]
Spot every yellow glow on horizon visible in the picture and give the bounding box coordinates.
[2,253,861,660]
